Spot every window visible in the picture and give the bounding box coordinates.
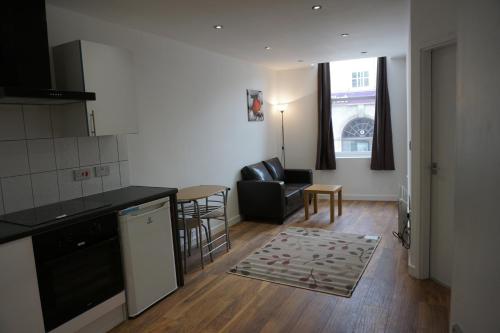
[352,71,369,88]
[341,117,374,152]
[330,58,377,157]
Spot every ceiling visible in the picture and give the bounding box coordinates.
[47,0,409,70]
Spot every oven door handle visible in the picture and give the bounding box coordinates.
[38,236,119,265]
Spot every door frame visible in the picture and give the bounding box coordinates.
[417,38,457,280]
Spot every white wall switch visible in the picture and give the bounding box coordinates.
[94,165,110,177]
[73,168,92,181]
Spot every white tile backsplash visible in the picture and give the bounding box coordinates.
[117,135,129,161]
[31,171,59,207]
[27,139,56,173]
[99,136,119,164]
[54,137,79,169]
[102,163,121,191]
[58,169,82,201]
[119,161,130,187]
[23,105,52,139]
[1,176,34,213]
[0,141,30,177]
[0,107,130,214]
[78,137,100,166]
[51,103,89,138]
[82,169,103,196]
[0,105,25,141]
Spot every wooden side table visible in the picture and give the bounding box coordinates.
[303,184,342,223]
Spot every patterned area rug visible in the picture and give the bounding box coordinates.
[228,227,381,297]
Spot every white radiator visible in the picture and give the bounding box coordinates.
[395,186,410,248]
[398,199,408,237]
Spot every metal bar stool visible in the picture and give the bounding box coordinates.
[177,185,231,271]
[178,202,212,273]
[203,188,231,251]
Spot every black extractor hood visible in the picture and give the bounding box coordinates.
[0,0,95,105]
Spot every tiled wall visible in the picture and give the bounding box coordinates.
[0,104,130,215]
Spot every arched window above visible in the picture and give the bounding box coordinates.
[342,117,374,138]
[341,117,374,153]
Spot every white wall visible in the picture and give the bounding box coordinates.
[450,1,500,331]
[46,5,280,223]
[409,0,500,330]
[275,58,407,201]
[408,0,456,278]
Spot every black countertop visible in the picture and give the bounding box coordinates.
[0,186,177,245]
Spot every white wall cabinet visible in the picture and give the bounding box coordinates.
[53,40,138,137]
[0,237,45,333]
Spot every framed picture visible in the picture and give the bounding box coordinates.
[247,89,264,121]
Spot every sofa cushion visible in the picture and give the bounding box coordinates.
[284,184,307,215]
[241,162,274,181]
[284,183,309,198]
[263,157,285,181]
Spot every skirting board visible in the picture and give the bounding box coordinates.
[49,292,126,333]
[183,193,396,246]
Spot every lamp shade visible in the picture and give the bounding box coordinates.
[276,103,288,112]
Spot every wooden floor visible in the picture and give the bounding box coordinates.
[112,200,450,333]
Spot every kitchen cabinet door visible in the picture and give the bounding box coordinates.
[81,41,138,136]
[53,40,138,137]
[0,237,45,333]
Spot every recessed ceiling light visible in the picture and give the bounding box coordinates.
[213,25,223,30]
[265,46,271,50]
[310,63,315,67]
[297,60,304,63]
[312,5,322,10]
[340,33,349,37]
[361,51,368,54]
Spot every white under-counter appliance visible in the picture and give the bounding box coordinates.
[118,197,178,317]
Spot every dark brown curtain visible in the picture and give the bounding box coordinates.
[315,62,336,170]
[370,57,395,170]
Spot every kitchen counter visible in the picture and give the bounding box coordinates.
[0,186,183,333]
[0,186,177,244]
[0,185,183,288]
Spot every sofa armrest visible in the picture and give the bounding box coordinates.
[237,180,285,219]
[284,169,313,184]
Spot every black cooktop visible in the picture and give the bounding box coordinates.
[0,186,178,246]
[0,198,111,227]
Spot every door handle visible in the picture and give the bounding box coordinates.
[89,110,97,136]
[431,162,438,175]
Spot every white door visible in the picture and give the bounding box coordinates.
[430,44,456,287]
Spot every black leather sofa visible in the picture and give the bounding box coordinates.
[237,157,313,223]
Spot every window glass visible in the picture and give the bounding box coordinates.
[330,58,377,156]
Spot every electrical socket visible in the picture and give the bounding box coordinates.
[73,168,92,181]
[94,165,110,177]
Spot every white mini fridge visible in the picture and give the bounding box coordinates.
[118,197,178,317]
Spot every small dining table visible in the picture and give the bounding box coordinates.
[177,185,227,202]
[177,185,230,270]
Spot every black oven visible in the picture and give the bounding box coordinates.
[32,213,124,331]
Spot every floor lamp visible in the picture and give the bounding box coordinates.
[277,104,288,168]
